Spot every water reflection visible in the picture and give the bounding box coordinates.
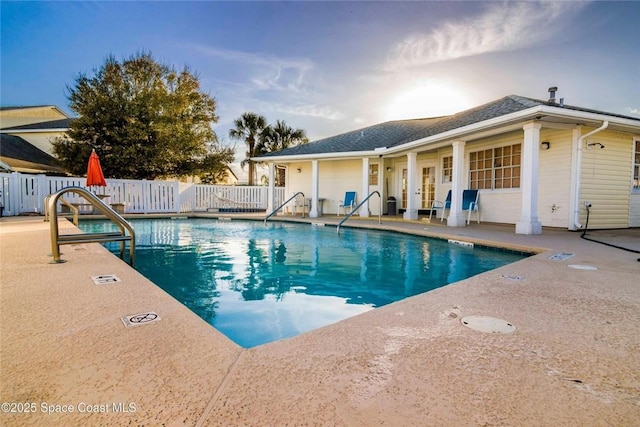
[85,219,526,347]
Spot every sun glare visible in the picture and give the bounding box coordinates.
[384,82,471,121]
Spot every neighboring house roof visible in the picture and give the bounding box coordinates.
[258,95,640,159]
[0,134,65,173]
[0,105,61,111]
[0,118,73,131]
[0,105,71,129]
[226,165,239,181]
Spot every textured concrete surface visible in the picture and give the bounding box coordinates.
[1,215,639,426]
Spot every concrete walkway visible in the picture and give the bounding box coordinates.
[1,215,639,426]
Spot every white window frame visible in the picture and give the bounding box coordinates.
[468,142,522,190]
[441,155,453,184]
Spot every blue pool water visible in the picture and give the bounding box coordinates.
[81,219,527,347]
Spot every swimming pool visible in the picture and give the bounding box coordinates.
[82,218,527,347]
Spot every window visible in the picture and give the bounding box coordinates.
[633,139,640,191]
[442,156,452,183]
[469,143,521,190]
[369,164,379,185]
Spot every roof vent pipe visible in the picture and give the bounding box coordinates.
[548,86,558,103]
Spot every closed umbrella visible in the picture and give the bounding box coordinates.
[86,149,106,188]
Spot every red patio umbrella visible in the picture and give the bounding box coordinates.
[86,149,107,188]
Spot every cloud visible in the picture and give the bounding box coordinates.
[258,101,344,121]
[386,1,587,70]
[193,45,314,93]
[627,107,640,116]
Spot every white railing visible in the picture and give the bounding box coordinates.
[0,172,285,217]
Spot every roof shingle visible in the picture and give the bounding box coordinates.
[259,95,640,158]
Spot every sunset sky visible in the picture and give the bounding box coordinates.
[2,1,639,150]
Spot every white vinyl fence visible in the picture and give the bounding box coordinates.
[0,172,285,217]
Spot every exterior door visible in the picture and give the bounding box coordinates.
[400,163,436,211]
[420,165,436,209]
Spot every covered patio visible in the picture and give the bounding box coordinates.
[259,94,640,235]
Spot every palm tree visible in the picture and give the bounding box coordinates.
[263,120,308,152]
[229,112,267,186]
[259,120,308,186]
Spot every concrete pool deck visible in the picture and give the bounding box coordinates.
[1,214,639,426]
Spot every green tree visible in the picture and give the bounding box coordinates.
[197,142,236,184]
[228,112,267,186]
[259,120,308,186]
[53,52,233,180]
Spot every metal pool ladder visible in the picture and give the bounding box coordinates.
[47,186,136,266]
[264,191,305,223]
[337,190,381,234]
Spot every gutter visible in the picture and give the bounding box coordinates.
[573,121,609,230]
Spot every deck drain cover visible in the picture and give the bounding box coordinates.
[549,252,575,261]
[461,316,516,334]
[92,275,121,285]
[122,312,160,328]
[568,264,598,270]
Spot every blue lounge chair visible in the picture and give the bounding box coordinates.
[429,190,451,221]
[337,191,357,216]
[462,189,480,224]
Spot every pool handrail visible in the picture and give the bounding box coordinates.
[47,186,136,266]
[44,194,79,226]
[337,190,381,234]
[264,191,305,224]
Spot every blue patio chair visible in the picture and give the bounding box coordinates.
[462,189,480,224]
[337,191,357,216]
[429,190,451,221]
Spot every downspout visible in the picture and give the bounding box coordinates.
[573,121,608,229]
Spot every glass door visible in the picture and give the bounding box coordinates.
[401,164,435,210]
[421,166,435,208]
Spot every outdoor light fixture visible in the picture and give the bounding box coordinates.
[296,168,302,173]
[386,167,393,172]
[587,142,605,149]
[541,141,550,150]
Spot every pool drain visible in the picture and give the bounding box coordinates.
[549,252,575,261]
[460,316,516,334]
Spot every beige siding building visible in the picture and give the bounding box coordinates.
[258,91,640,233]
[0,106,71,174]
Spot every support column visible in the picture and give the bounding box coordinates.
[309,160,320,218]
[267,162,275,214]
[360,157,370,217]
[403,152,418,220]
[516,122,543,235]
[447,141,466,227]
